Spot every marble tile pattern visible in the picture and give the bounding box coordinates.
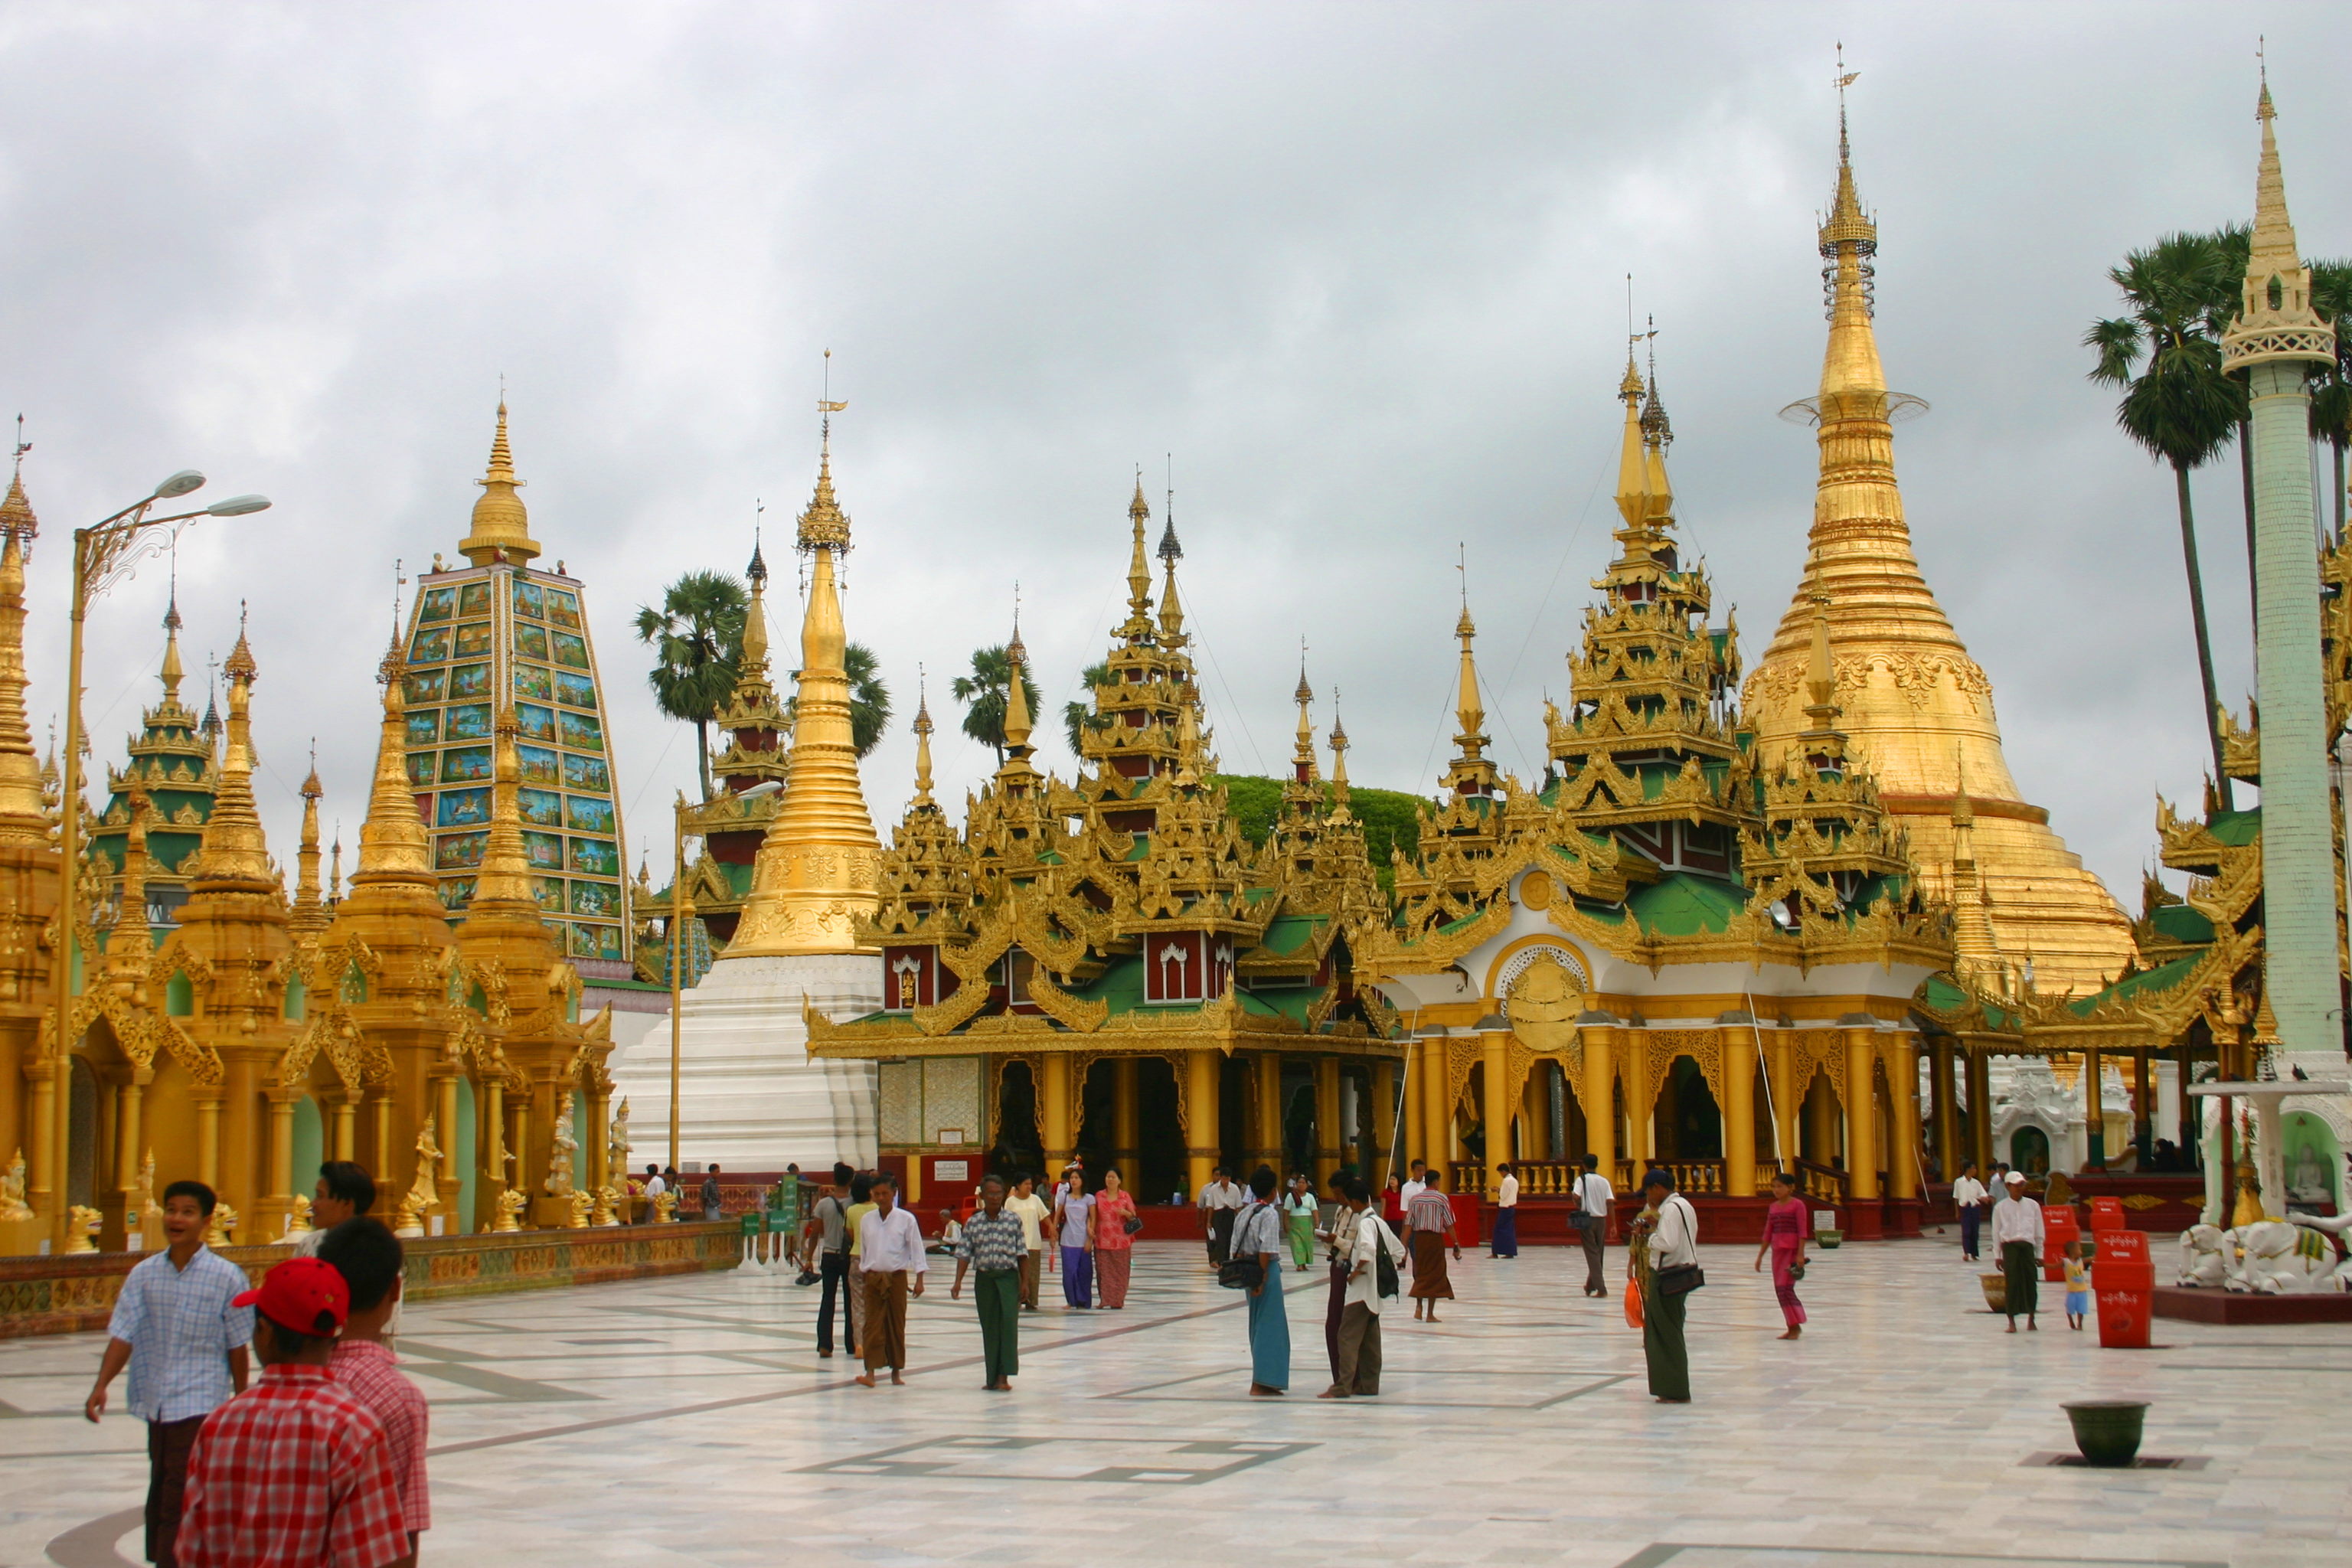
[2,1239,2344,1566]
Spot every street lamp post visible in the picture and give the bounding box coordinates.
[668,778,780,1176]
[46,478,269,1248]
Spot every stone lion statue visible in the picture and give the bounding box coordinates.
[564,1189,594,1228]
[493,1188,528,1233]
[64,1204,101,1253]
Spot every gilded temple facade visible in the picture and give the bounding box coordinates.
[808,484,1400,1201]
[1359,348,1951,1235]
[1739,109,2136,999]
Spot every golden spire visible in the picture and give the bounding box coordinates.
[350,634,434,889]
[1292,654,1318,779]
[910,677,935,805]
[2221,78,2334,372]
[1117,475,1155,641]
[470,703,534,906]
[1613,351,1650,527]
[1156,514,1187,647]
[0,452,46,844]
[727,394,882,957]
[328,828,341,906]
[1949,755,1999,965]
[712,529,786,746]
[1442,596,1498,799]
[1739,70,2134,994]
[186,609,273,891]
[1328,699,1353,821]
[458,398,542,567]
[1001,617,1035,753]
[1639,359,1675,527]
[1802,595,1841,733]
[158,581,185,704]
[289,746,328,933]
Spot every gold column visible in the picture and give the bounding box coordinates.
[264,1089,297,1234]
[1183,1047,1220,1197]
[1252,1052,1282,1176]
[1583,1025,1615,1180]
[1399,1050,1421,1172]
[1724,1029,1757,1197]
[510,1095,532,1202]
[195,1093,222,1189]
[222,1054,259,1224]
[371,1095,392,1176]
[1930,1040,1958,1176]
[1112,1057,1140,1178]
[2083,1046,2106,1168]
[1369,1059,1396,1179]
[1967,1047,1993,1171]
[332,1090,356,1164]
[485,1080,506,1200]
[22,1058,55,1222]
[1624,1030,1652,1172]
[1804,1071,1838,1165]
[1312,1056,1341,1189]
[1844,1029,1880,1200]
[1771,1033,1798,1170]
[585,1087,608,1194]
[1419,1035,1450,1179]
[434,1071,461,1230]
[1040,1053,1073,1175]
[1479,1029,1509,1197]
[2133,1050,2153,1156]
[1890,1039,1920,1200]
[114,1073,145,1217]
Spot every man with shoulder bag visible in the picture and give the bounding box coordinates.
[1320,1176,1400,1400]
[1639,1168,1700,1403]
[1569,1154,1613,1298]
[805,1163,858,1359]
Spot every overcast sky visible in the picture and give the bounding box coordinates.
[2,1,2344,913]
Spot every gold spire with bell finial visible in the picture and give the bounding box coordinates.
[289,746,328,935]
[728,377,883,957]
[1156,492,1187,647]
[1740,56,2133,993]
[185,609,274,891]
[1116,473,1156,641]
[350,633,434,889]
[910,675,936,806]
[470,703,535,908]
[1328,693,1353,822]
[0,440,47,843]
[108,790,155,965]
[458,398,542,567]
[1442,580,1499,798]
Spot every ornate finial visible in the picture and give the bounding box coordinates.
[1119,472,1155,637]
[2221,67,2334,373]
[223,601,257,683]
[1639,321,1673,449]
[1002,605,1034,753]
[302,740,321,800]
[746,509,768,584]
[1802,591,1841,735]
[459,396,541,565]
[0,416,34,552]
[799,358,853,555]
[911,668,935,804]
[1158,452,1182,567]
[1818,47,1877,315]
[1834,42,1859,166]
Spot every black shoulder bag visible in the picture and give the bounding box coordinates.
[1217,1204,1268,1290]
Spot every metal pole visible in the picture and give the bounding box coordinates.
[46,531,90,1249]
[668,795,686,1174]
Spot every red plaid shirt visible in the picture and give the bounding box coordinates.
[177,1363,410,1568]
[331,1340,430,1532]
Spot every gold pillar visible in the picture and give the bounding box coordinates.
[1419,1034,1450,1179]
[1967,1047,1994,1171]
[264,1089,297,1235]
[1040,1053,1073,1174]
[1523,1062,1550,1162]
[1112,1056,1140,1177]
[2133,1050,2153,1155]
[585,1087,608,1194]
[1724,1030,1757,1196]
[1803,1071,1838,1165]
[221,1054,259,1223]
[1930,1040,1958,1177]
[114,1074,145,1212]
[510,1095,532,1200]
[195,1094,222,1189]
[1183,1047,1220,1198]
[1583,1026,1615,1178]
[436,1071,462,1230]
[1252,1052,1282,1175]
[24,1059,56,1221]
[1312,1056,1341,1189]
[2083,1046,2106,1168]
[1771,1033,1798,1169]
[1369,1059,1396,1179]
[1624,1031,1651,1171]
[332,1089,357,1164]
[1399,1050,1421,1173]
[371,1095,392,1176]
[1844,1029,1879,1200]
[1479,1030,1509,1197]
[1890,1039,1920,1200]
[485,1080,507,1200]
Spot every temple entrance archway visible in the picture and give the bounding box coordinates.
[991,1061,1041,1180]
[1653,1056,1722,1161]
[2010,1124,2050,1175]
[67,1057,100,1211]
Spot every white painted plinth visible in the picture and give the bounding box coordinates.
[609,951,883,1171]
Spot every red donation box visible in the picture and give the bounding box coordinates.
[2092,1228,2153,1349]
[2043,1204,2081,1282]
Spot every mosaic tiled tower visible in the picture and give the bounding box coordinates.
[397,403,630,960]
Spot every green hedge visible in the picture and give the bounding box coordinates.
[1209,774,1424,884]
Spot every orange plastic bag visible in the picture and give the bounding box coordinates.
[1623,1273,1645,1329]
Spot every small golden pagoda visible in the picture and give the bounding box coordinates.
[0,462,62,1239]
[809,482,1396,1200]
[90,586,219,932]
[1739,103,2135,997]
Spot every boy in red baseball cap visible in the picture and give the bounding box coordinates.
[174,1257,414,1568]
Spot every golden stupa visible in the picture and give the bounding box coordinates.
[1741,105,2135,996]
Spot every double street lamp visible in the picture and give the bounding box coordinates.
[47,472,269,1248]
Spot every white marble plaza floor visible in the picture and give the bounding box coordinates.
[1,1236,2346,1567]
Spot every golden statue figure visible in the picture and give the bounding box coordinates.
[652,1189,678,1224]
[0,1148,31,1221]
[492,1187,527,1233]
[394,1116,442,1238]
[590,1184,619,1227]
[606,1097,631,1186]
[547,1089,577,1197]
[564,1188,593,1228]
[136,1149,158,1222]
[283,1194,313,1240]
[64,1204,100,1253]
[206,1203,238,1247]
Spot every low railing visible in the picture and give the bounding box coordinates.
[1793,1159,1850,1204]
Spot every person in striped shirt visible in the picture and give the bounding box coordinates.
[318,1218,430,1553]
[1404,1170,1461,1321]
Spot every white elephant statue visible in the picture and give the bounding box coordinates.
[2287,1213,2352,1292]
[2226,1220,2342,1294]
[2177,1224,2229,1288]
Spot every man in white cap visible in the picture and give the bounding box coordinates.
[1990,1171,2043,1332]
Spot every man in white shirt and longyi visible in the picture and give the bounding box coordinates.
[855,1174,928,1387]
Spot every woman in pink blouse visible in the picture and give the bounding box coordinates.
[1754,1169,1809,1339]
[1093,1168,1139,1309]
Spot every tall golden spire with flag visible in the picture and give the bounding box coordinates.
[728,394,883,956]
[1739,66,2133,994]
[0,455,47,844]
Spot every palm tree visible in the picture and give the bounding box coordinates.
[2308,259,2352,541]
[2203,225,2260,622]
[785,642,893,758]
[1064,661,1113,756]
[2086,230,2246,807]
[950,644,1040,763]
[635,571,746,799]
